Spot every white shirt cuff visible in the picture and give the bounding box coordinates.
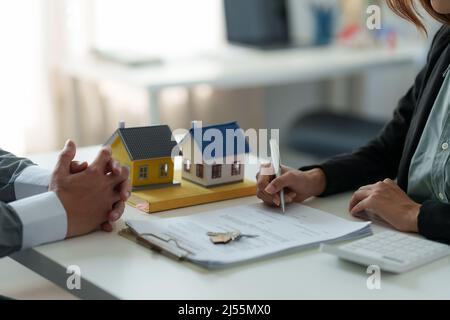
[9,191,67,250]
[14,165,52,200]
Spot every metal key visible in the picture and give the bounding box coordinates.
[207,231,259,244]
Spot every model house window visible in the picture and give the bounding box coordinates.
[139,165,148,180]
[184,159,191,173]
[196,164,204,178]
[212,164,222,179]
[160,163,169,177]
[231,161,241,176]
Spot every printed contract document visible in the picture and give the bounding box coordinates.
[126,203,371,268]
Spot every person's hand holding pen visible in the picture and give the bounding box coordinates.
[256,164,327,207]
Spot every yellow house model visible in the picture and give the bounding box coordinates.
[105,122,179,190]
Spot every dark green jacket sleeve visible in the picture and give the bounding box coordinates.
[0,202,22,257]
[0,148,35,203]
[0,148,35,257]
[417,201,450,243]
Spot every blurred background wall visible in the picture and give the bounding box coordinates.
[0,0,440,167]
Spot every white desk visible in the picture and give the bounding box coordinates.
[61,43,427,124]
[0,258,78,300]
[10,146,450,299]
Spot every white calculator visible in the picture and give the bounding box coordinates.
[320,231,450,273]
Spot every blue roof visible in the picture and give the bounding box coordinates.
[186,121,250,161]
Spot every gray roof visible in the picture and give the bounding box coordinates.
[107,125,177,160]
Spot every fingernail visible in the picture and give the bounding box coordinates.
[265,185,275,194]
[63,139,70,150]
[111,212,120,221]
[274,198,280,206]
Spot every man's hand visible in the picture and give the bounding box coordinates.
[70,157,131,232]
[256,164,326,207]
[49,140,130,238]
[349,178,420,232]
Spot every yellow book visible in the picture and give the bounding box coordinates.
[127,173,256,213]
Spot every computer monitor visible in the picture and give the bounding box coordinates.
[224,0,291,49]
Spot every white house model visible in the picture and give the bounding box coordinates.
[179,121,250,187]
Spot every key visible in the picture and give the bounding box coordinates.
[232,233,259,241]
[207,231,235,244]
[207,231,259,244]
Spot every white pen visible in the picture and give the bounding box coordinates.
[269,139,285,213]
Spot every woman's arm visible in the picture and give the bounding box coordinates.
[265,75,429,205]
[303,28,445,196]
[307,79,423,196]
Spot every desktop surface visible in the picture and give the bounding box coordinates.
[10,146,450,299]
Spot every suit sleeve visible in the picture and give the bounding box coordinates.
[0,148,36,202]
[0,149,67,257]
[0,148,52,202]
[417,201,450,243]
[0,202,22,257]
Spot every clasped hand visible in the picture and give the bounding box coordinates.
[49,140,131,238]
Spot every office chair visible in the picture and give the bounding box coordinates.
[288,109,386,159]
